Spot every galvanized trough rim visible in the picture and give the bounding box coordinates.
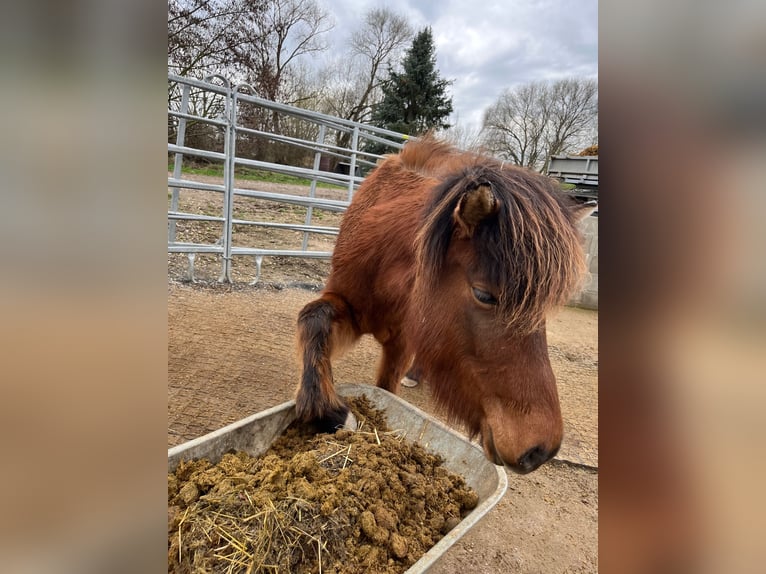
[168,383,508,573]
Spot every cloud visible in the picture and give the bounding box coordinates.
[318,0,598,131]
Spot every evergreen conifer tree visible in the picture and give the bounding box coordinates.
[373,27,453,136]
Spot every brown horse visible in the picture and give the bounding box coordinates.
[295,137,593,474]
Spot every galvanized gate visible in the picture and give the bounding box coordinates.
[167,73,408,283]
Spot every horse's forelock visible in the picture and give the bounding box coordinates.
[416,164,586,334]
[414,170,471,289]
[490,168,586,332]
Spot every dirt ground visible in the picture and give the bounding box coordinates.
[168,176,597,573]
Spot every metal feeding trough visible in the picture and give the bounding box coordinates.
[168,383,508,573]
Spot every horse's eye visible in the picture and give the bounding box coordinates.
[472,287,498,306]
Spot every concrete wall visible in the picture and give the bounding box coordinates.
[569,215,598,310]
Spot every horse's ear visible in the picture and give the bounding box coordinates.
[570,200,597,221]
[453,183,498,237]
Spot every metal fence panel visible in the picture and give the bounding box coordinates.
[167,74,407,283]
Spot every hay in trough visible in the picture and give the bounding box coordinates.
[167,396,479,574]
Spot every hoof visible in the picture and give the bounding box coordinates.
[310,402,357,434]
[401,376,419,388]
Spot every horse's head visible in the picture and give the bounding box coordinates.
[410,164,594,474]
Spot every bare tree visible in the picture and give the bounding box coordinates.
[440,118,485,152]
[319,8,413,149]
[346,8,413,123]
[482,78,597,171]
[168,0,331,105]
[482,82,550,169]
[168,0,267,79]
[544,78,599,166]
[240,0,332,103]
[233,0,332,159]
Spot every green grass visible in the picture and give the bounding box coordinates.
[168,162,345,189]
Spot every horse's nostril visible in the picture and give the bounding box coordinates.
[517,445,551,472]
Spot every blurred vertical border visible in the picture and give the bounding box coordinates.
[0,0,168,572]
[600,1,766,573]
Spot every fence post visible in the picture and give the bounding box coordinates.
[302,125,327,251]
[218,79,235,283]
[347,126,360,202]
[169,82,191,243]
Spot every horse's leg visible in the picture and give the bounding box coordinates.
[406,363,423,381]
[295,292,360,432]
[376,335,411,394]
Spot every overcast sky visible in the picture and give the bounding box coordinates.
[318,0,598,131]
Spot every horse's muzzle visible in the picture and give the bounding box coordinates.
[510,444,559,474]
[484,429,559,474]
